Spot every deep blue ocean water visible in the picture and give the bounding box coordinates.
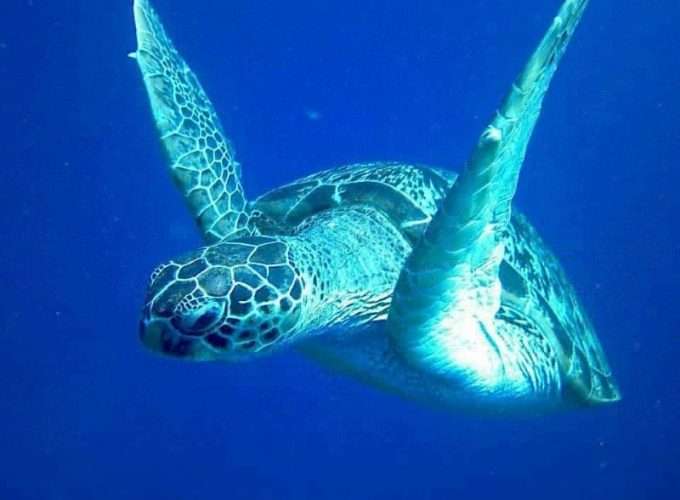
[2,1,679,498]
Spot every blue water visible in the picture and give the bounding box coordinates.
[2,1,679,498]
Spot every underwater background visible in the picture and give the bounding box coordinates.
[2,0,679,498]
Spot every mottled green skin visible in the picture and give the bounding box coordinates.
[133,0,619,411]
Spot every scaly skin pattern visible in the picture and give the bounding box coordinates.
[141,205,410,362]
[141,237,306,360]
[386,0,618,406]
[134,0,619,412]
[140,160,617,409]
[133,0,251,242]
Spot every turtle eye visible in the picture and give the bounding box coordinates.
[174,301,225,335]
[193,308,221,331]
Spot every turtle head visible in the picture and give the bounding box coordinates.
[139,237,306,361]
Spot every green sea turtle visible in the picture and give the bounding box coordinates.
[132,0,620,412]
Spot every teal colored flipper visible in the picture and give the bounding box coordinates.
[132,0,251,242]
[388,1,589,393]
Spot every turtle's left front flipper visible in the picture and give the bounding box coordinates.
[132,0,251,242]
[388,0,589,394]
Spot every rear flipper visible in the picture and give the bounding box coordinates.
[387,1,592,400]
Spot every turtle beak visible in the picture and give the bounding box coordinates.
[139,315,193,358]
[139,316,165,351]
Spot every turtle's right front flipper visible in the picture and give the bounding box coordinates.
[132,0,251,242]
[387,0,590,398]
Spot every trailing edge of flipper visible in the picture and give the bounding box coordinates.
[388,1,590,392]
[132,0,251,242]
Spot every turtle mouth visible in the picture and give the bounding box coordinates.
[140,318,195,358]
[139,304,232,360]
[138,297,229,358]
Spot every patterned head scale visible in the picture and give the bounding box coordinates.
[140,237,305,360]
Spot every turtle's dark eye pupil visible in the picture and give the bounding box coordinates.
[176,302,225,334]
[193,309,219,331]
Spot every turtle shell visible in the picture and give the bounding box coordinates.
[251,161,619,404]
[250,162,456,243]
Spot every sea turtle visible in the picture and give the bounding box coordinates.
[132,0,620,412]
